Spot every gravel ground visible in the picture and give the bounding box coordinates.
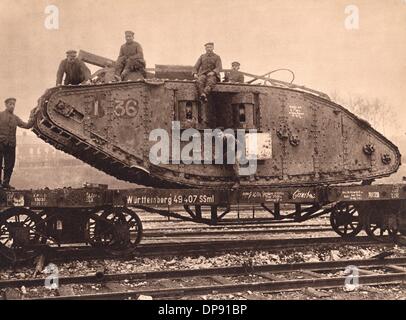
[1,214,405,300]
[1,243,404,280]
[1,242,405,300]
[190,284,406,300]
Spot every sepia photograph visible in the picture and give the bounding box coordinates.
[0,0,405,309]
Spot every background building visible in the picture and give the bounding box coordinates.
[13,132,134,189]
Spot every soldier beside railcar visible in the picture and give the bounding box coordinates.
[0,98,37,189]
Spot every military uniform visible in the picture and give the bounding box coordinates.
[192,47,222,100]
[0,101,35,187]
[224,61,244,83]
[56,58,91,85]
[115,41,146,78]
[224,70,244,83]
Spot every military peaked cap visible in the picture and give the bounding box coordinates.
[4,97,16,104]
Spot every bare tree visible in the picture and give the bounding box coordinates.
[329,92,398,137]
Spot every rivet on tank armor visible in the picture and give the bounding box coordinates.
[382,154,392,165]
[289,135,300,146]
[363,144,375,155]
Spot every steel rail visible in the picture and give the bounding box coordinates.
[37,273,406,300]
[143,226,331,238]
[2,257,406,289]
[0,236,387,267]
[4,257,405,299]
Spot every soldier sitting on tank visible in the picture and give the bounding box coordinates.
[115,30,146,80]
[192,42,222,103]
[224,61,244,83]
[56,50,91,86]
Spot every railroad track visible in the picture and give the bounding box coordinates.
[138,206,330,226]
[142,218,329,226]
[29,236,390,264]
[2,256,405,300]
[143,224,332,238]
[0,216,334,266]
[134,236,391,256]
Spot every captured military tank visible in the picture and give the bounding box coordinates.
[31,51,401,189]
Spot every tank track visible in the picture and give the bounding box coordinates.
[31,83,401,190]
[32,88,183,189]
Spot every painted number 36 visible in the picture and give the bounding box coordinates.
[114,99,139,118]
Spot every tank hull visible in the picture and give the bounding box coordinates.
[32,80,401,189]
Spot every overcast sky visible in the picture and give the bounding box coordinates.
[1,0,405,137]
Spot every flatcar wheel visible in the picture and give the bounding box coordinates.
[87,208,124,248]
[363,211,397,242]
[330,203,363,238]
[86,207,143,256]
[0,207,45,264]
[106,207,143,256]
[99,207,143,256]
[120,207,143,246]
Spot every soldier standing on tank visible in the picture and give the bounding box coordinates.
[224,61,244,83]
[192,42,222,103]
[115,30,146,80]
[56,50,91,86]
[0,98,37,189]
